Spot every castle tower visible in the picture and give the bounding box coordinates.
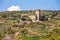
[35,10,40,21]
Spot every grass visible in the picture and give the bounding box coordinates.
[20,36,40,40]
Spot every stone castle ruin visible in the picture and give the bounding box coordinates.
[20,10,41,22]
[15,9,59,23]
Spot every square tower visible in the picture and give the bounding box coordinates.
[35,10,40,20]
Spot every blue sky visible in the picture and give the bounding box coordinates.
[0,0,60,11]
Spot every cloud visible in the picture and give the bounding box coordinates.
[7,5,21,11]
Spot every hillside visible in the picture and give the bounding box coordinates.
[0,10,60,40]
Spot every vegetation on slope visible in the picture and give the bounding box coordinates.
[0,10,60,40]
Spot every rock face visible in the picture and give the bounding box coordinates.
[2,34,16,40]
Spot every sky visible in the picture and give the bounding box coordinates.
[0,0,60,11]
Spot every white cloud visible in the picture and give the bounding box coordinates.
[7,5,21,11]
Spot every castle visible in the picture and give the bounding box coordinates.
[19,9,59,23]
[29,10,40,22]
[20,10,41,22]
